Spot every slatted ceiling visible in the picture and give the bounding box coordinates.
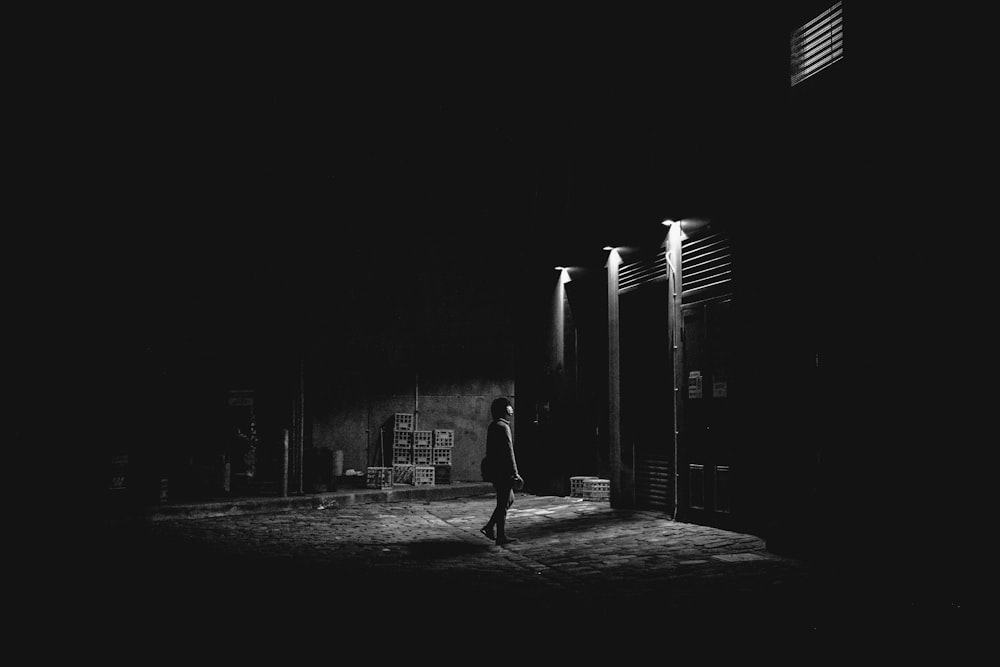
[791,1,844,87]
[681,231,733,297]
[618,249,668,293]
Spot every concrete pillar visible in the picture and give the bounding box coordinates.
[606,250,622,506]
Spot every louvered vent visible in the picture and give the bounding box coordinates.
[636,456,672,509]
[681,231,732,298]
[791,1,843,87]
[618,249,667,294]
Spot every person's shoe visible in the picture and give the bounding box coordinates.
[480,527,495,540]
[496,536,518,546]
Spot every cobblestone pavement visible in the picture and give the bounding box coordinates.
[90,493,970,658]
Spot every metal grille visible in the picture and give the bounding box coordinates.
[681,231,733,298]
[636,456,672,509]
[791,1,843,87]
[619,249,667,293]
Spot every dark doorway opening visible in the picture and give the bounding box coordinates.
[620,280,674,511]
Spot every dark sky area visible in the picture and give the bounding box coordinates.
[95,5,792,265]
[32,5,807,380]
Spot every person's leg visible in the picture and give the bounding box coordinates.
[481,482,504,538]
[495,484,515,544]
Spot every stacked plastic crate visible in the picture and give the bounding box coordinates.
[390,413,414,486]
[412,428,434,485]
[581,478,610,501]
[381,414,457,487]
[433,429,453,484]
[412,430,433,463]
[570,476,598,498]
[366,466,393,489]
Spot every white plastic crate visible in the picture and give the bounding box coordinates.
[412,446,433,466]
[582,478,610,500]
[394,413,414,432]
[432,447,452,466]
[570,476,599,497]
[393,431,413,447]
[392,446,413,465]
[412,430,433,448]
[413,465,435,486]
[366,466,393,489]
[393,464,414,485]
[433,429,454,448]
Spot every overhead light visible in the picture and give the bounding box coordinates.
[661,219,675,227]
[554,266,565,271]
[602,246,614,251]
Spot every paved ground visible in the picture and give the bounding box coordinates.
[88,491,972,659]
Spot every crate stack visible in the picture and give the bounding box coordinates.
[570,476,599,498]
[391,413,415,484]
[433,429,453,485]
[382,414,456,487]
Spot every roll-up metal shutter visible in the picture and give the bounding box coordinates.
[636,456,672,509]
[618,249,668,294]
[681,230,733,301]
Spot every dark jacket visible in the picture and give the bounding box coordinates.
[485,417,518,483]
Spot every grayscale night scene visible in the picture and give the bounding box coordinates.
[19,2,976,659]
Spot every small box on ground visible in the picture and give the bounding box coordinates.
[582,478,610,500]
[570,476,599,497]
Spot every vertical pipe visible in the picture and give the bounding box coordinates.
[414,370,419,431]
[297,357,304,495]
[282,428,289,497]
[668,223,684,519]
[607,250,622,506]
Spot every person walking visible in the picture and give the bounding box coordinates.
[480,397,523,546]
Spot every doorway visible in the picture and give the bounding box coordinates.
[678,296,735,527]
[620,278,674,511]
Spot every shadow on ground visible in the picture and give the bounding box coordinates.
[405,539,492,559]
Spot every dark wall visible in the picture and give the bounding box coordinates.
[769,3,970,603]
[302,216,520,482]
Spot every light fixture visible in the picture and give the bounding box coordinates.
[661,219,675,227]
[602,246,614,251]
[554,266,565,271]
